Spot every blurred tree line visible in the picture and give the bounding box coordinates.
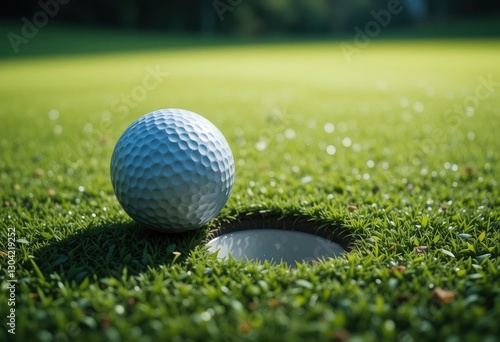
[2,0,500,34]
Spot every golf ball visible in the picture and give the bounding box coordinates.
[110,108,235,233]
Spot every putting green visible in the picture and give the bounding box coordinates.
[0,37,499,341]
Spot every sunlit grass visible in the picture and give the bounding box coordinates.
[0,36,499,341]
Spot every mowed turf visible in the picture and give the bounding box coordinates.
[0,34,500,341]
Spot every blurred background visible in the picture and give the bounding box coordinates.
[2,0,500,42]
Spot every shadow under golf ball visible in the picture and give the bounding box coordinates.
[207,217,352,265]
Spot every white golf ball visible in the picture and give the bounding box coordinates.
[110,108,235,233]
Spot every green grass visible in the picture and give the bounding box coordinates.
[1,28,500,341]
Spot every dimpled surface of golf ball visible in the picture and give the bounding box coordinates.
[110,108,235,233]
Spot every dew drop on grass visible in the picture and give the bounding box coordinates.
[300,176,313,184]
[284,128,296,139]
[324,123,334,133]
[48,109,59,120]
[342,137,352,147]
[384,320,395,332]
[200,310,213,322]
[255,141,267,151]
[326,145,336,155]
[53,125,63,135]
[413,101,424,113]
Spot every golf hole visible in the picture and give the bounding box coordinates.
[207,216,353,265]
